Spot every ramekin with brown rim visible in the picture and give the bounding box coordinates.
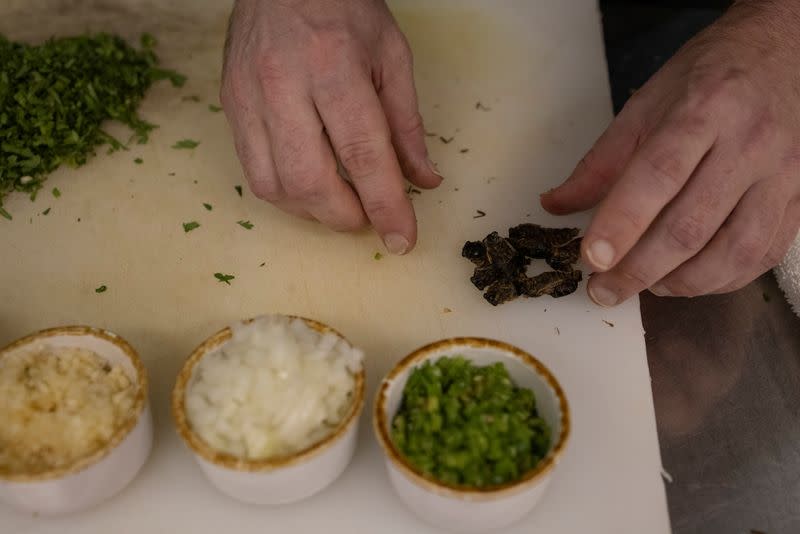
[171,315,366,505]
[373,337,570,533]
[0,326,153,516]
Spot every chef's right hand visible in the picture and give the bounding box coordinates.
[221,0,442,255]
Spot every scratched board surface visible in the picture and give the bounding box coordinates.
[0,1,670,532]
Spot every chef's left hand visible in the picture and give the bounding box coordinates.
[541,0,800,306]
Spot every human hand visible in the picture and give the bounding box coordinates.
[221,0,442,255]
[541,1,800,306]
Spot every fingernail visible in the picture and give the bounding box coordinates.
[588,285,619,307]
[650,284,671,297]
[427,157,444,178]
[586,239,615,270]
[384,233,410,255]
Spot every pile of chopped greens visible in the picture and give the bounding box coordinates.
[0,32,184,218]
[391,356,551,489]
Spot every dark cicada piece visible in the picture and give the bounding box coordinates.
[508,224,580,259]
[546,237,582,271]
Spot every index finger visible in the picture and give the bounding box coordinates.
[314,68,416,255]
[582,110,717,271]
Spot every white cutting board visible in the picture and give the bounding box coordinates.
[0,1,670,532]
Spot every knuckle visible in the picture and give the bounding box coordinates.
[609,203,647,235]
[395,110,425,139]
[578,146,613,184]
[337,137,385,178]
[618,262,654,289]
[307,29,358,74]
[674,105,712,138]
[361,196,396,221]
[255,52,287,87]
[385,30,413,69]
[641,147,686,192]
[739,112,782,159]
[730,234,764,269]
[666,214,709,253]
[688,67,751,113]
[664,276,704,298]
[282,169,325,200]
[249,179,283,203]
[330,215,368,233]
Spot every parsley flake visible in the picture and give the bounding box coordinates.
[235,185,243,197]
[203,203,213,211]
[172,139,199,149]
[134,157,143,164]
[208,104,223,112]
[214,273,235,285]
[183,221,200,233]
[95,285,107,293]
[52,187,61,198]
[237,220,254,230]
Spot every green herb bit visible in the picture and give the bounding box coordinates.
[172,139,199,149]
[208,104,223,112]
[0,206,12,220]
[182,95,201,102]
[42,207,51,215]
[235,185,243,197]
[52,188,61,198]
[374,252,383,260]
[134,157,143,164]
[203,203,213,211]
[237,220,254,230]
[150,68,187,88]
[95,285,107,293]
[214,273,235,285]
[390,356,551,489]
[140,33,157,49]
[183,221,200,233]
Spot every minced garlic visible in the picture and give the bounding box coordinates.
[0,345,137,475]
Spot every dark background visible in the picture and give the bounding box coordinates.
[600,0,731,112]
[598,3,800,534]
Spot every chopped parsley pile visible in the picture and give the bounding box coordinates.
[391,357,551,489]
[0,32,184,217]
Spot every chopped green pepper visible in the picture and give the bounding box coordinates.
[391,356,551,489]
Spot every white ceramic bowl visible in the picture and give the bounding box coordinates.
[171,316,365,505]
[0,326,153,516]
[373,337,570,533]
